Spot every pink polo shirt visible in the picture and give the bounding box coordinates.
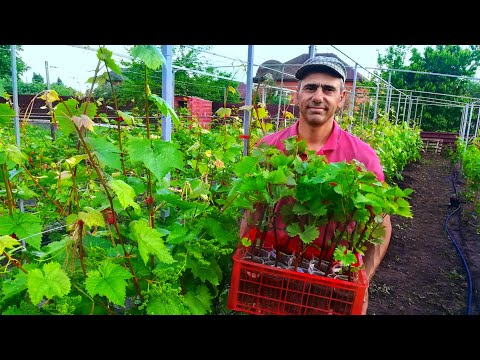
[258,119,385,182]
[251,119,385,258]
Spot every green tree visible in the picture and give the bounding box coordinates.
[370,45,480,132]
[17,81,45,94]
[32,72,45,84]
[0,45,29,95]
[94,45,241,113]
[0,48,77,97]
[173,45,241,103]
[0,45,28,79]
[50,83,77,97]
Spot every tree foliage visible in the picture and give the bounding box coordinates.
[173,45,241,103]
[32,72,44,83]
[368,45,480,132]
[0,45,28,80]
[0,47,76,97]
[93,45,241,113]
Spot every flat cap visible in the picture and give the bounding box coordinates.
[295,55,347,81]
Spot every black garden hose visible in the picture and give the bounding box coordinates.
[444,166,472,315]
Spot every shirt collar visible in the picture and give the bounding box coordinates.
[321,120,341,152]
[292,119,341,153]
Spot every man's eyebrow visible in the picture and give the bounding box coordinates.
[302,83,338,90]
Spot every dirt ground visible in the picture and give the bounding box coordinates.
[367,150,480,315]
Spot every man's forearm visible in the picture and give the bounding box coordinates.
[363,214,392,282]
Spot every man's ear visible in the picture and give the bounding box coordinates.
[339,89,347,107]
[294,91,299,105]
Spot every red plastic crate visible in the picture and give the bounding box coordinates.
[227,246,368,315]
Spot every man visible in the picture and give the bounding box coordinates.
[240,55,392,314]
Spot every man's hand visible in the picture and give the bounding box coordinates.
[239,206,265,238]
[362,214,392,315]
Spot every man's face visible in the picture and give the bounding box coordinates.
[295,72,346,127]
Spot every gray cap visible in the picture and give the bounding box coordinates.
[295,55,347,81]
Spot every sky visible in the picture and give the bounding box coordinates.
[17,45,428,91]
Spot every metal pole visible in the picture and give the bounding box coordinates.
[243,45,254,156]
[474,106,480,139]
[373,77,380,124]
[396,93,402,124]
[10,45,24,214]
[465,102,474,146]
[402,94,408,122]
[276,65,285,131]
[45,61,56,140]
[308,45,315,58]
[161,45,173,219]
[413,96,419,123]
[458,107,463,138]
[45,61,50,89]
[473,108,480,139]
[348,63,358,120]
[406,92,413,125]
[384,71,392,118]
[161,45,173,141]
[366,98,371,123]
[419,104,424,129]
[460,104,468,140]
[360,101,365,124]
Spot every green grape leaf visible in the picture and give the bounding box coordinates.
[233,156,258,176]
[394,198,413,217]
[130,45,165,70]
[97,47,122,75]
[108,179,140,214]
[0,103,15,126]
[54,99,77,135]
[3,144,27,165]
[79,207,106,229]
[0,235,20,253]
[27,262,71,305]
[1,272,28,302]
[215,107,231,117]
[130,219,175,265]
[188,256,222,286]
[78,102,97,121]
[126,137,184,181]
[126,176,146,195]
[85,136,122,170]
[85,261,132,306]
[117,110,136,126]
[202,218,236,246]
[126,137,152,163]
[184,284,212,315]
[333,246,357,267]
[148,94,180,127]
[299,224,320,244]
[0,212,43,250]
[166,222,196,245]
[308,201,328,217]
[65,154,89,167]
[286,222,302,237]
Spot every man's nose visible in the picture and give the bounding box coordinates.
[312,88,324,102]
